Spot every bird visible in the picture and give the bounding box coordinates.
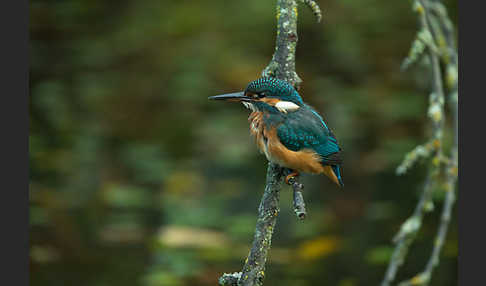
[209,77,343,187]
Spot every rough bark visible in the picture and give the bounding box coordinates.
[219,1,321,285]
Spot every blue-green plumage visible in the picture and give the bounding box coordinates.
[273,103,344,186]
[209,77,344,187]
[246,77,304,104]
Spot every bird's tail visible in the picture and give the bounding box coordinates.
[331,165,344,187]
[322,165,344,187]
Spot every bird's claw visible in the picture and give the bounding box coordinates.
[285,172,300,186]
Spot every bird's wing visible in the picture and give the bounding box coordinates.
[276,107,343,165]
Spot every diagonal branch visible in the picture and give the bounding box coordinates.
[219,1,321,285]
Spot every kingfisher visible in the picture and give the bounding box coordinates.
[209,77,343,187]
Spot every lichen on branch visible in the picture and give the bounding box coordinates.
[218,1,322,285]
[381,1,458,285]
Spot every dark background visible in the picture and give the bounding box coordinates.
[29,0,458,285]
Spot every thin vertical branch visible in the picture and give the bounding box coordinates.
[400,2,458,285]
[381,171,435,286]
[262,0,303,87]
[397,93,457,286]
[422,96,457,276]
[218,1,321,285]
[381,0,458,285]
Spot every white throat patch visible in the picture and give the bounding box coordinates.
[242,102,257,112]
[275,101,300,113]
[242,101,300,113]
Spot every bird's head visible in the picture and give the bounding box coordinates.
[209,77,304,114]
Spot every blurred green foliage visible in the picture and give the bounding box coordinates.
[30,0,457,285]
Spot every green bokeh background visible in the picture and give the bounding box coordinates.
[29,1,458,285]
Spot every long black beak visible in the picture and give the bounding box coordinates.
[208,92,251,102]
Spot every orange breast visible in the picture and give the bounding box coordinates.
[263,127,325,174]
[248,113,322,173]
[247,118,340,185]
[248,112,266,154]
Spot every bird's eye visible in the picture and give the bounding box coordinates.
[258,92,265,98]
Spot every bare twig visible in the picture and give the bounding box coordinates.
[300,0,322,23]
[219,272,242,286]
[288,175,307,220]
[219,1,321,285]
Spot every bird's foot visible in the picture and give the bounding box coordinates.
[284,170,306,219]
[285,171,301,187]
